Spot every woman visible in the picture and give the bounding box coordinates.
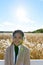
[5,30,30,65]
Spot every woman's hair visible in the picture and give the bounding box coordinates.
[13,30,24,38]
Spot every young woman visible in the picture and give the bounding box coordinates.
[5,30,30,65]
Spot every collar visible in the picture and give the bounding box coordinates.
[18,45,21,51]
[14,44,21,51]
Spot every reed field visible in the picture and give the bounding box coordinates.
[0,33,43,59]
[24,33,43,59]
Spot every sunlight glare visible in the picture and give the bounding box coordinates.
[16,8,26,21]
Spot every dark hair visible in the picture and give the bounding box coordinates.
[13,30,24,37]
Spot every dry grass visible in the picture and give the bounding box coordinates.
[0,34,11,59]
[0,33,43,59]
[24,33,43,59]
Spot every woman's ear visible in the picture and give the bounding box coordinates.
[23,37,25,40]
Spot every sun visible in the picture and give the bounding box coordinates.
[16,8,26,21]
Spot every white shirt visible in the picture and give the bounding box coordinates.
[13,45,21,64]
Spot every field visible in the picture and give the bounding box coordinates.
[24,33,43,59]
[0,33,43,59]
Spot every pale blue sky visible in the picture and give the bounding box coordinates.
[0,0,43,32]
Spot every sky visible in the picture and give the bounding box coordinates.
[0,0,43,32]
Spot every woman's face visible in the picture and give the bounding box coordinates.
[13,33,23,46]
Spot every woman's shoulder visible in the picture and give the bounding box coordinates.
[21,44,30,51]
[6,45,11,51]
